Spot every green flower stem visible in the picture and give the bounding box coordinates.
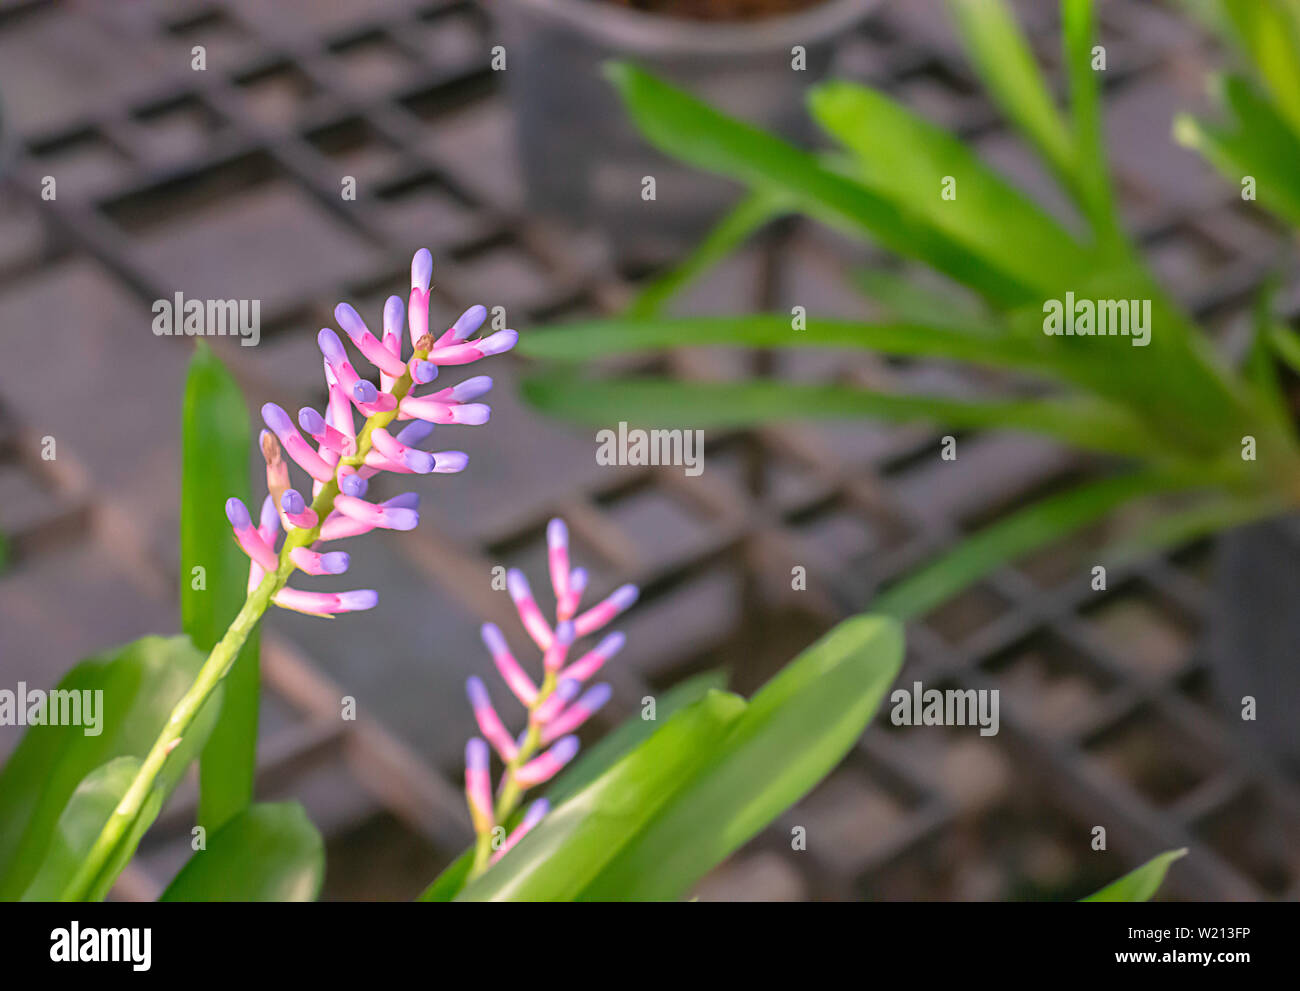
[469,669,558,879]
[63,349,430,901]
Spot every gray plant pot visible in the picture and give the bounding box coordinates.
[491,0,879,265]
[1208,515,1300,771]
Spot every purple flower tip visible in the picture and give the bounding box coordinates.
[411,360,439,384]
[298,406,325,435]
[340,473,368,498]
[478,329,518,357]
[465,737,489,771]
[281,489,306,514]
[353,380,379,404]
[555,677,581,701]
[458,404,491,425]
[547,518,568,550]
[555,620,575,645]
[549,735,580,765]
[317,327,346,363]
[598,631,626,657]
[523,797,550,825]
[384,492,420,511]
[320,551,350,574]
[334,302,366,341]
[569,567,589,594]
[261,402,292,434]
[225,497,250,529]
[386,508,420,531]
[506,568,530,601]
[433,451,469,474]
[452,305,488,340]
[581,683,613,712]
[412,249,434,292]
[610,584,639,610]
[395,420,434,446]
[466,675,489,709]
[383,295,404,329]
[481,622,507,655]
[450,375,492,402]
[403,450,435,474]
[259,495,279,532]
[338,589,379,611]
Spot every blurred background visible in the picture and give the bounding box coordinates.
[0,0,1297,900]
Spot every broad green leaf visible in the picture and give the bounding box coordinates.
[417,669,727,903]
[1270,326,1300,377]
[854,269,998,334]
[578,614,903,901]
[946,0,1076,192]
[0,636,222,900]
[807,80,1096,294]
[182,341,260,833]
[606,62,1038,306]
[160,802,323,902]
[1082,848,1188,902]
[456,689,749,901]
[547,669,729,805]
[872,472,1190,621]
[627,188,791,318]
[460,615,902,901]
[521,374,1163,459]
[20,758,163,902]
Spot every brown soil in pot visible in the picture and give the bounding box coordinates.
[593,0,831,23]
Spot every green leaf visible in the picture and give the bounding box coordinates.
[182,341,260,833]
[160,802,324,902]
[547,669,729,805]
[417,669,727,903]
[20,758,163,902]
[521,374,1162,459]
[0,636,223,900]
[458,615,903,901]
[457,689,748,901]
[627,188,791,318]
[1062,0,1121,242]
[1218,0,1300,134]
[807,79,1096,294]
[1269,325,1300,377]
[872,472,1189,621]
[1082,848,1188,901]
[605,62,1038,306]
[1175,75,1300,229]
[945,0,1076,191]
[579,615,903,901]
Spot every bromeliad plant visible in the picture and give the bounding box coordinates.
[517,0,1300,623]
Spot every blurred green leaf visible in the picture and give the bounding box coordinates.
[808,79,1096,294]
[627,188,791,318]
[1218,0,1300,133]
[606,61,1038,305]
[1270,325,1300,376]
[872,473,1189,621]
[0,636,222,900]
[579,615,903,901]
[522,374,1162,458]
[946,0,1076,189]
[20,758,163,902]
[160,802,323,902]
[182,341,259,833]
[1175,74,1300,229]
[458,615,903,901]
[1082,848,1188,902]
[1062,0,1121,242]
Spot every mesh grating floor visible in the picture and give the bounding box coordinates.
[0,0,1296,901]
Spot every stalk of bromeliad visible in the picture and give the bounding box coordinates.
[63,249,516,901]
[464,518,637,878]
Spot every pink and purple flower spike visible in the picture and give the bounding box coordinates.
[223,247,515,617]
[460,517,635,870]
